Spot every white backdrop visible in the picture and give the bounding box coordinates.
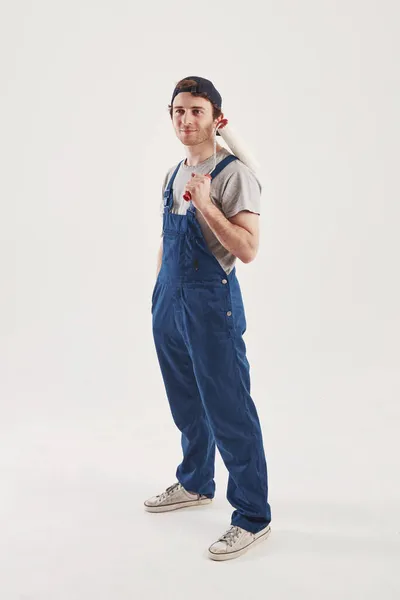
[1,1,399,598]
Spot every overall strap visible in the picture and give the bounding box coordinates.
[163,160,184,209]
[210,154,238,179]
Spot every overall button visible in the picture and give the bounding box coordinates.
[227,311,232,317]
[222,279,228,284]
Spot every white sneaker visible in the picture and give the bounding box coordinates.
[144,482,212,513]
[208,524,271,561]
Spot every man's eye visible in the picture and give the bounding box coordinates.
[176,109,201,114]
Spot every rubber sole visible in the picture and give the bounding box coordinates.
[144,497,213,513]
[208,525,271,561]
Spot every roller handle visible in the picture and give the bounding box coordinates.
[183,120,228,201]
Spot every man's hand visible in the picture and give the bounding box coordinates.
[184,173,213,213]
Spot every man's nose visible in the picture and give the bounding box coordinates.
[181,112,192,125]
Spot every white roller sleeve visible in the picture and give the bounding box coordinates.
[218,123,260,176]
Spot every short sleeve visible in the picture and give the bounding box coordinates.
[220,167,262,219]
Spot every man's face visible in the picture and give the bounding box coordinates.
[172,92,218,146]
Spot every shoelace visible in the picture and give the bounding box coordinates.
[157,483,182,503]
[218,526,242,547]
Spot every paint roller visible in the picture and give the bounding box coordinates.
[183,118,260,201]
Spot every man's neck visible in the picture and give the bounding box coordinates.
[184,142,224,167]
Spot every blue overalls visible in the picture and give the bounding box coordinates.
[152,155,271,533]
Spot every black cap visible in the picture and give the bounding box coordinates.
[171,76,222,110]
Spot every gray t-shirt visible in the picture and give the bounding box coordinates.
[161,147,261,274]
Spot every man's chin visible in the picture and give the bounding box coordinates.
[180,138,199,147]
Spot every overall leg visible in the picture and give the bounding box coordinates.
[182,281,271,533]
[152,281,216,498]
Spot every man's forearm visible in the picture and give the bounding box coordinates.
[200,201,255,263]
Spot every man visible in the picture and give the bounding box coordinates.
[145,76,272,561]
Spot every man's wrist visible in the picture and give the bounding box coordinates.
[200,197,217,218]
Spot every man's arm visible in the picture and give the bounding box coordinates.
[200,203,259,264]
[156,238,163,276]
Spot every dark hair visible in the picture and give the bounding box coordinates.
[168,78,222,120]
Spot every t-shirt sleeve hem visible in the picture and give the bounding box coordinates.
[224,206,261,219]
